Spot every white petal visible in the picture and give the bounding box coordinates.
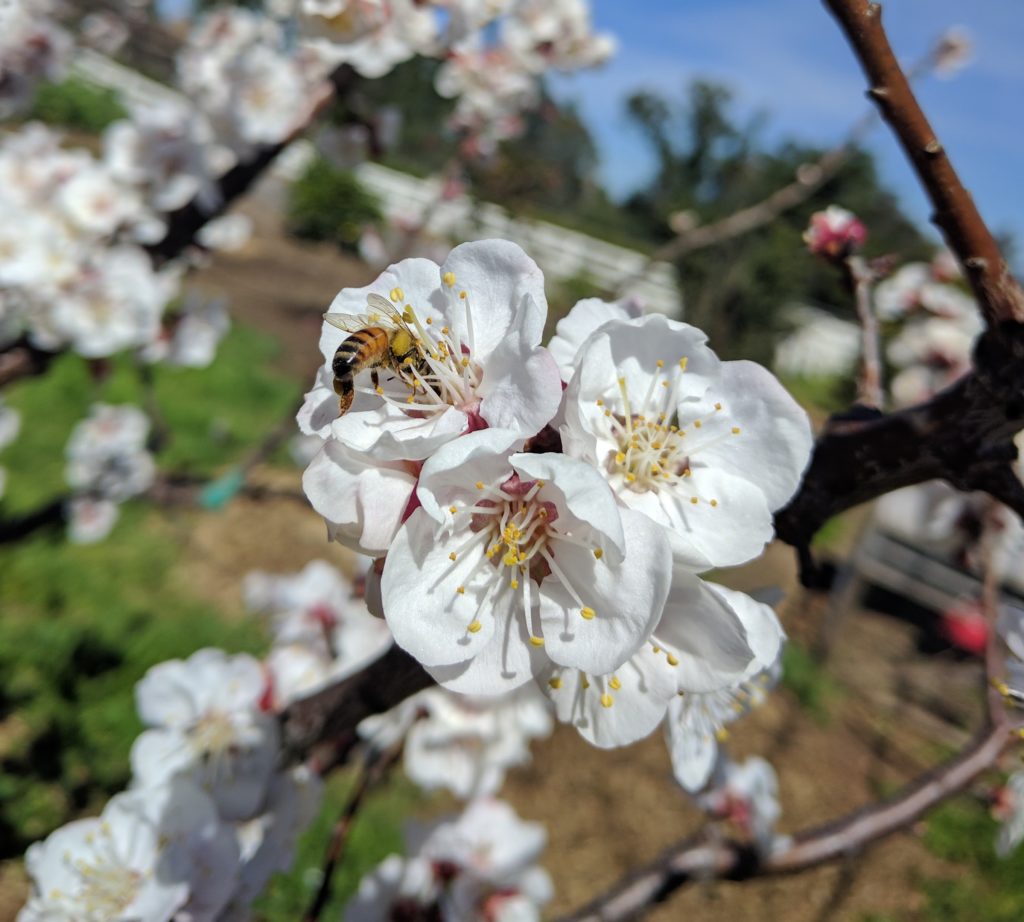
[302,439,416,555]
[652,572,758,694]
[538,508,670,675]
[542,642,675,748]
[440,239,547,359]
[416,428,524,524]
[382,509,502,668]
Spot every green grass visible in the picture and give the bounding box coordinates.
[0,322,300,852]
[781,642,841,723]
[29,77,126,132]
[255,773,425,919]
[1,324,300,515]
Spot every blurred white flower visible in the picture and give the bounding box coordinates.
[130,649,280,821]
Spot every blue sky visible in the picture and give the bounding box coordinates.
[548,0,1024,253]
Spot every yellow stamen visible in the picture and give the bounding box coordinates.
[593,548,603,560]
[600,694,614,708]
[530,636,544,646]
[442,271,456,286]
[467,620,482,633]
[389,287,404,302]
[549,677,563,689]
[581,607,596,620]
[609,676,622,690]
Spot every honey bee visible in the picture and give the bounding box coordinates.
[323,293,426,415]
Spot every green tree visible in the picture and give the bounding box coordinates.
[624,81,931,363]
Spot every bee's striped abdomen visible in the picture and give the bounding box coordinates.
[332,327,390,415]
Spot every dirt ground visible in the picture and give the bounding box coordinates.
[1,185,998,920]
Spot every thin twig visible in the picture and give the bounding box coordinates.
[844,255,884,409]
[824,0,1024,326]
[557,722,1008,922]
[980,500,1009,725]
[303,738,407,922]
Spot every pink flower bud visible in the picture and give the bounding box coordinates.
[803,205,867,260]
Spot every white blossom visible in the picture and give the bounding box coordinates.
[995,771,1024,857]
[359,684,553,798]
[382,428,672,695]
[561,310,813,570]
[130,649,280,821]
[701,756,782,856]
[302,240,561,459]
[19,780,238,922]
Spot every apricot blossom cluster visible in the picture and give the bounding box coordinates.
[300,239,812,777]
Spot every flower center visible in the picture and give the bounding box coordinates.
[188,709,237,758]
[443,476,602,644]
[593,359,738,507]
[62,828,142,920]
[356,278,484,418]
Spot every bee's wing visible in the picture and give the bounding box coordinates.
[365,293,407,326]
[322,311,372,333]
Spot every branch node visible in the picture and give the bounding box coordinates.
[923,139,942,156]
[965,256,989,271]
[867,86,889,100]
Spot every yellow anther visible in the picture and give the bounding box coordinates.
[475,481,485,490]
[426,317,433,325]
[656,359,665,368]
[449,505,457,514]
[511,579,519,589]
[581,606,596,620]
[714,402,722,411]
[390,287,404,302]
[651,442,662,450]
[582,678,590,689]
[651,463,661,474]
[459,291,467,299]
[442,271,456,286]
[461,357,470,367]
[715,728,730,742]
[732,426,741,434]
[667,653,679,666]
[661,381,669,388]
[549,677,563,689]
[679,357,688,370]
[604,409,612,417]
[503,551,518,567]
[537,480,545,487]
[596,398,604,406]
[652,644,661,653]
[593,548,603,560]
[530,635,544,646]
[406,395,415,404]
[694,420,702,428]
[609,676,622,690]
[449,552,457,561]
[375,385,384,395]
[441,326,450,335]
[615,452,626,464]
[468,620,482,633]
[618,376,626,386]
[457,586,466,595]
[710,499,718,507]
[690,496,699,505]
[625,473,636,483]
[600,694,614,708]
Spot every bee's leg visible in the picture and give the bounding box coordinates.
[370,369,380,391]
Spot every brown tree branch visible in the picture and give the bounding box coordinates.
[824,0,1024,326]
[556,722,1008,922]
[844,255,884,409]
[280,645,433,772]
